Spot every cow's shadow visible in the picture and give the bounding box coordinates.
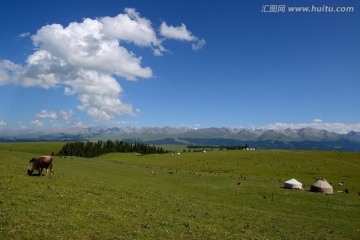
[27,172,44,177]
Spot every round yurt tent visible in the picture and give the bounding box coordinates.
[310,178,333,194]
[284,178,303,190]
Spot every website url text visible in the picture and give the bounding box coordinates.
[261,5,355,13]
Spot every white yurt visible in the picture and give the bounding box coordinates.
[283,178,303,190]
[310,178,333,194]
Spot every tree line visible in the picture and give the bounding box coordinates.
[57,140,168,158]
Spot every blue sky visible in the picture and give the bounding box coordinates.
[0,0,359,133]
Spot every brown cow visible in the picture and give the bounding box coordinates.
[27,156,53,177]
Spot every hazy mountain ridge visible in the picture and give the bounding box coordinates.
[0,126,360,151]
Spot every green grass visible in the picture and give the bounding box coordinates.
[0,142,63,155]
[0,144,360,239]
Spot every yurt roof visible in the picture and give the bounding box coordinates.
[284,178,302,184]
[284,178,303,189]
[312,178,332,188]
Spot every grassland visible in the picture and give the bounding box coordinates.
[0,142,359,239]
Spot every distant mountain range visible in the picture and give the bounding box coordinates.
[1,127,360,151]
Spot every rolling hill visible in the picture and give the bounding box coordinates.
[1,126,360,151]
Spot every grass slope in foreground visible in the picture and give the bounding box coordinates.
[0,144,360,239]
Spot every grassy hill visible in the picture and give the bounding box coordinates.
[0,142,359,239]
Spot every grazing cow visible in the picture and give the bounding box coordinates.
[27,156,53,177]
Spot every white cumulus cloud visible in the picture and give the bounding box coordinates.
[160,22,196,41]
[159,22,206,51]
[31,120,43,127]
[192,39,206,51]
[0,120,7,127]
[36,110,58,120]
[102,8,160,48]
[313,118,323,123]
[36,109,73,121]
[19,32,30,38]
[58,110,74,121]
[0,8,205,121]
